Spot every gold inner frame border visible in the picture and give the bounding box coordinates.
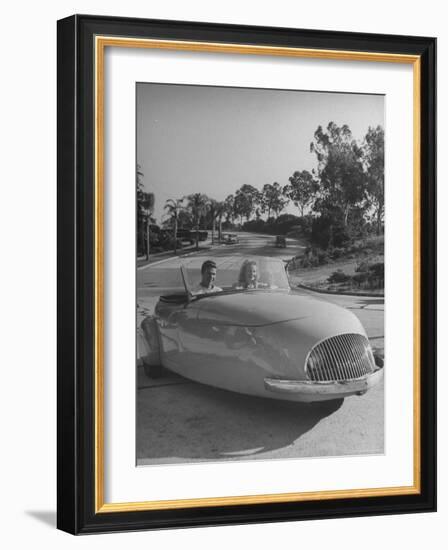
[94,35,421,514]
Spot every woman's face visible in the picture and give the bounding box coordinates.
[247,264,257,282]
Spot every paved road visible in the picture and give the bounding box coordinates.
[136,232,384,465]
[137,232,303,287]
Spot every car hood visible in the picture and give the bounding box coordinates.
[194,291,352,327]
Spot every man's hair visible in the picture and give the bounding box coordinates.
[201,260,217,274]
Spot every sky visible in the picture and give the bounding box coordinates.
[136,83,384,224]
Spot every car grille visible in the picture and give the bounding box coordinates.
[305,333,375,382]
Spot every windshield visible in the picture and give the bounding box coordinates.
[182,256,290,297]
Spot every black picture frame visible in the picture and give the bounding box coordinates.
[57,14,436,535]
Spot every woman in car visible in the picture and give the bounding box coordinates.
[234,260,268,290]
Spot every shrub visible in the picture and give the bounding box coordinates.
[286,255,302,270]
[311,215,351,249]
[364,235,384,249]
[273,214,303,235]
[352,272,369,286]
[301,255,319,268]
[242,214,303,236]
[290,215,313,240]
[369,262,384,278]
[317,249,329,265]
[329,247,344,259]
[356,260,370,273]
[328,270,351,283]
[300,246,330,268]
[242,219,267,233]
[157,234,183,251]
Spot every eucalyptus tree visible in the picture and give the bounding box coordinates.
[310,122,366,228]
[261,182,289,219]
[362,125,385,235]
[234,184,260,223]
[284,170,319,218]
[224,194,235,225]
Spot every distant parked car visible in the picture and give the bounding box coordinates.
[275,235,287,248]
[222,233,239,244]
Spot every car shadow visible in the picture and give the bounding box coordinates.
[136,374,344,463]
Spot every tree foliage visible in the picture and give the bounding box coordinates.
[136,164,155,258]
[284,170,318,217]
[233,184,260,223]
[163,198,183,254]
[261,182,288,219]
[205,198,220,243]
[185,193,209,249]
[137,164,155,215]
[223,194,235,224]
[138,120,384,255]
[362,126,385,234]
[310,122,366,227]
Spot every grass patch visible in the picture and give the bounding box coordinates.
[288,235,384,294]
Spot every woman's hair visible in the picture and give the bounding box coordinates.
[238,260,258,285]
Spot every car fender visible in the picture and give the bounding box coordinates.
[159,306,366,399]
[140,316,161,366]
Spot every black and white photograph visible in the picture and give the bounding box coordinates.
[0,0,442,541]
[136,83,385,466]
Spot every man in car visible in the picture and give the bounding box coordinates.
[192,260,222,294]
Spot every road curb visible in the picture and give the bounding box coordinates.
[296,283,384,298]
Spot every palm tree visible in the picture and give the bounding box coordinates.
[136,164,155,260]
[142,192,155,260]
[185,193,208,250]
[215,201,226,242]
[207,199,219,244]
[164,198,183,255]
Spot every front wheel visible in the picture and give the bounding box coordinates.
[140,316,163,378]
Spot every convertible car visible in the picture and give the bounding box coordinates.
[140,256,383,402]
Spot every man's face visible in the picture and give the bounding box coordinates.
[202,266,217,288]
